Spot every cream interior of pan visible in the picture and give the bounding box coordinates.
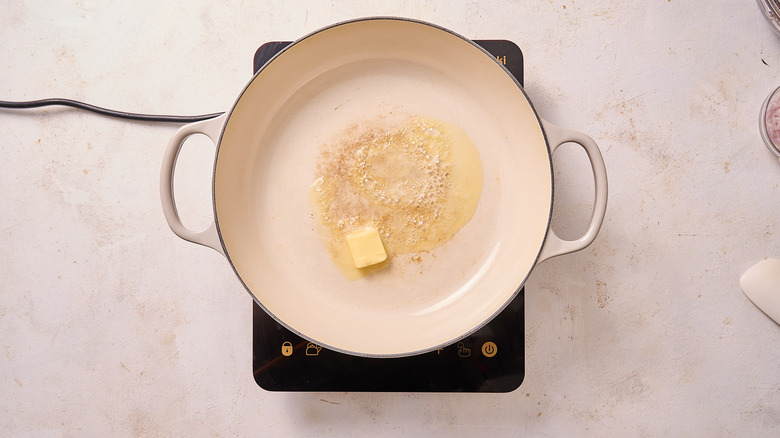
[214,19,552,356]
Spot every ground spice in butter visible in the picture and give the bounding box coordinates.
[310,116,483,278]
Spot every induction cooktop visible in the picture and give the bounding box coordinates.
[252,39,525,392]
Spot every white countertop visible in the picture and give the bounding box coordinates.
[2,1,779,436]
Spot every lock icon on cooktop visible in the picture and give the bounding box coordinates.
[281,341,293,357]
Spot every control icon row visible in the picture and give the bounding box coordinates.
[281,341,324,357]
[282,341,496,357]
[438,341,498,358]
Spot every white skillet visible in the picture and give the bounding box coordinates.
[160,18,608,357]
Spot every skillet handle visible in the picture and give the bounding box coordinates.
[160,114,226,256]
[537,119,608,263]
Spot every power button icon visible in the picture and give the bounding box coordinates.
[481,341,498,358]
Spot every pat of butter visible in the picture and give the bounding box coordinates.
[346,228,387,269]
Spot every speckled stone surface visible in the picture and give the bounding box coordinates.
[1,1,779,436]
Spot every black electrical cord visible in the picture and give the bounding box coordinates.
[0,98,223,123]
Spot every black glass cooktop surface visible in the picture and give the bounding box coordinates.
[252,39,525,392]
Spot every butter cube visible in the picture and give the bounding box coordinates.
[346,228,387,268]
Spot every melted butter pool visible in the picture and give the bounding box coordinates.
[310,116,483,279]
